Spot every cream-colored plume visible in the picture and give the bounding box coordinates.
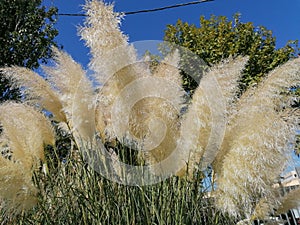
[0,102,55,214]
[0,67,66,122]
[79,0,136,84]
[80,1,186,173]
[43,48,96,143]
[215,57,300,219]
[79,0,151,143]
[135,50,185,172]
[178,56,248,176]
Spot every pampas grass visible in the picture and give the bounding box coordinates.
[135,50,185,172]
[214,57,300,219]
[0,0,299,223]
[79,0,149,143]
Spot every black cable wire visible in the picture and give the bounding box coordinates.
[58,0,214,17]
[125,0,214,15]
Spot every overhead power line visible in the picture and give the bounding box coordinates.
[58,0,214,17]
[125,0,214,15]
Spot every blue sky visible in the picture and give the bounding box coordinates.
[42,0,300,69]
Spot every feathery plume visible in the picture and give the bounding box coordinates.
[0,67,66,122]
[215,57,300,219]
[0,102,55,214]
[211,56,249,107]
[136,50,185,171]
[80,0,153,143]
[178,57,247,176]
[79,6,162,175]
[95,61,150,142]
[251,196,278,220]
[80,2,186,176]
[0,102,55,164]
[43,48,96,143]
[153,49,183,87]
[79,0,136,84]
[0,156,38,215]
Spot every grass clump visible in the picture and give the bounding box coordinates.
[3,148,235,225]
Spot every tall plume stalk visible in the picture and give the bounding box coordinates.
[0,0,299,221]
[79,0,149,142]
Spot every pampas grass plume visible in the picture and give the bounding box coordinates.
[0,102,55,214]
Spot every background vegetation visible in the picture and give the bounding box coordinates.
[0,0,58,102]
[163,14,299,94]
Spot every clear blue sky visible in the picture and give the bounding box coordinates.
[42,0,300,70]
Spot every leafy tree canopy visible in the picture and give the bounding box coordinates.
[164,14,299,93]
[0,0,58,102]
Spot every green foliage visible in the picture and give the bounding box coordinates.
[0,0,58,102]
[164,14,299,93]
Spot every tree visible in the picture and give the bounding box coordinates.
[0,0,58,102]
[163,14,299,93]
